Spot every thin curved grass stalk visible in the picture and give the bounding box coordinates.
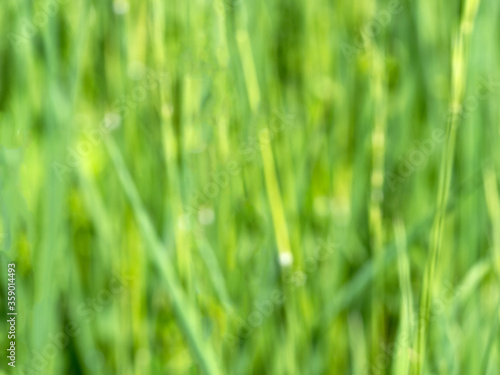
[479,295,500,374]
[237,29,292,264]
[321,163,485,323]
[394,218,414,375]
[412,1,482,374]
[106,138,223,375]
[480,165,500,373]
[483,167,500,276]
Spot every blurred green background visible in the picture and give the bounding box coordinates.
[1,0,500,374]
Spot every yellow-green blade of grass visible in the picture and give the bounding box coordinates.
[106,137,223,375]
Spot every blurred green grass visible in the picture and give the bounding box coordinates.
[1,0,500,374]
